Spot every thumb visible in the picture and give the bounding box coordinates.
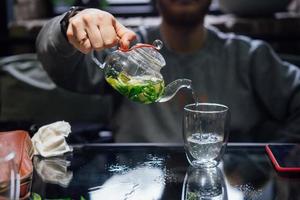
[115,20,137,49]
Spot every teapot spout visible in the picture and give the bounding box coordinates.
[158,79,192,103]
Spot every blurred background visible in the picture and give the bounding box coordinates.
[1,0,300,60]
[0,0,300,141]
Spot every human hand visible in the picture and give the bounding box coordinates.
[66,8,137,54]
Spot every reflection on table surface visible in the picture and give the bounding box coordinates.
[30,143,300,200]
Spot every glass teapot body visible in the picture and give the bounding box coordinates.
[103,49,165,104]
[92,40,192,104]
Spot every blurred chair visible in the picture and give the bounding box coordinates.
[0,54,113,143]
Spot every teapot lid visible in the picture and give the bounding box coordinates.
[120,40,166,69]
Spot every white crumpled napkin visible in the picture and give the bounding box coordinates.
[31,121,73,157]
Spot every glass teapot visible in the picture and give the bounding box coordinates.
[92,40,191,104]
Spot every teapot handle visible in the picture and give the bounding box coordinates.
[91,50,105,69]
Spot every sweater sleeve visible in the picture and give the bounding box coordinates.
[250,41,300,142]
[36,15,106,94]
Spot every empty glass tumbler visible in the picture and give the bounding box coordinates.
[0,145,19,200]
[183,103,230,168]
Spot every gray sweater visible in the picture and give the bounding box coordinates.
[36,15,300,142]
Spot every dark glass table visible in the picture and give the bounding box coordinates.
[30,143,300,200]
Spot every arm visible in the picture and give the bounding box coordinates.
[36,8,136,94]
[250,41,300,142]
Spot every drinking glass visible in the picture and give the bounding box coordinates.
[0,145,19,200]
[183,103,230,168]
[182,166,227,200]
